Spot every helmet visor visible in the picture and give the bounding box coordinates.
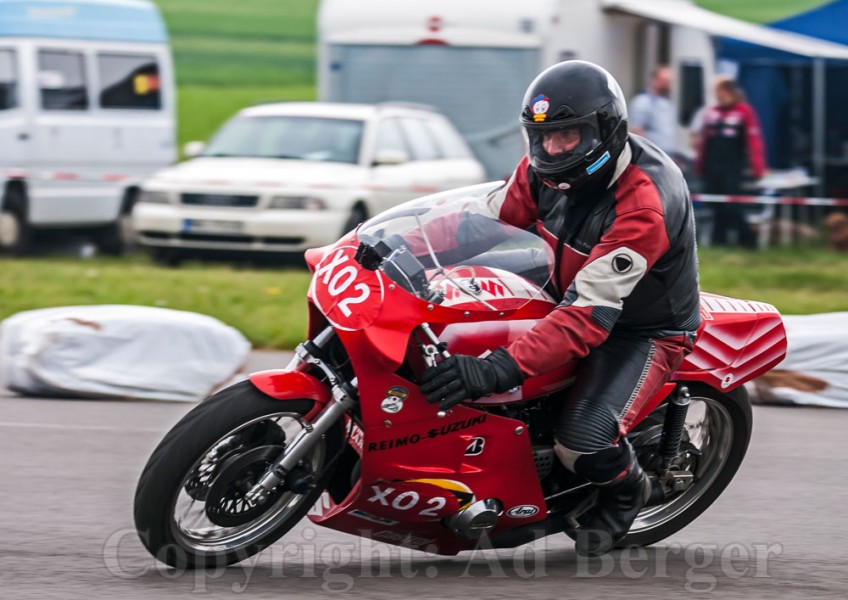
[524,112,604,182]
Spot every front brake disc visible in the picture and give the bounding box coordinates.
[204,445,286,527]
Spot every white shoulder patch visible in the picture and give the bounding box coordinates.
[571,247,648,309]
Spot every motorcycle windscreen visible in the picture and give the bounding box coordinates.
[357,182,556,312]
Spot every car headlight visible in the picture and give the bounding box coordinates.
[139,190,171,204]
[268,196,326,210]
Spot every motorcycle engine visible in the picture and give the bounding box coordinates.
[532,445,556,480]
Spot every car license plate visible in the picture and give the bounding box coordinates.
[182,219,243,235]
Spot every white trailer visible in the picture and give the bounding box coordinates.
[0,0,176,254]
[318,0,848,179]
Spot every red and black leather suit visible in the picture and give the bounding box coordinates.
[489,134,701,477]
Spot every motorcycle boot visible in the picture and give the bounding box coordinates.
[574,458,651,557]
[557,438,651,557]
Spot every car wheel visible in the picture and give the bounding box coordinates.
[0,188,31,256]
[150,248,184,268]
[96,213,137,256]
[341,203,368,236]
[96,191,138,256]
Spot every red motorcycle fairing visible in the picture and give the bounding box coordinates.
[307,403,548,555]
[678,293,787,392]
[248,370,331,419]
[305,230,357,274]
[309,245,386,333]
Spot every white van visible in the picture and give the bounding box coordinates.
[0,0,175,254]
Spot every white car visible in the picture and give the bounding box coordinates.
[132,102,485,262]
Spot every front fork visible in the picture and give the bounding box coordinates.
[245,321,451,505]
[245,328,356,507]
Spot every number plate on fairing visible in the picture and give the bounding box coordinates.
[309,245,384,331]
[362,479,475,522]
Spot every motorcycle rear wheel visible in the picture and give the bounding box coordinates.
[621,383,752,548]
[133,380,342,568]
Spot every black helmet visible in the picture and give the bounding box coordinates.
[520,61,629,191]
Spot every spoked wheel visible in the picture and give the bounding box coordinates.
[622,383,752,547]
[134,380,342,568]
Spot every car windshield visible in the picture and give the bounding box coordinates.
[201,115,364,164]
[357,182,555,312]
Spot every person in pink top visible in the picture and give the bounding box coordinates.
[695,77,767,248]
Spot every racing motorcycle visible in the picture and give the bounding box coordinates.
[134,182,788,567]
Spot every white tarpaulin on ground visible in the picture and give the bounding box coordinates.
[750,313,848,408]
[0,305,251,402]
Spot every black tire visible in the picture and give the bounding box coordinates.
[341,203,368,236]
[133,380,343,568]
[95,214,135,255]
[0,187,31,255]
[621,383,752,548]
[149,247,183,267]
[96,191,138,255]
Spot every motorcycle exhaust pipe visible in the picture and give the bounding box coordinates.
[482,511,582,549]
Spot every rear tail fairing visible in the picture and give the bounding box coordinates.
[678,293,787,392]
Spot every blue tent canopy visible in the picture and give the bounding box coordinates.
[718,1,848,63]
[772,0,848,45]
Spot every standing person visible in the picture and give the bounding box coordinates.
[629,65,677,156]
[421,61,700,557]
[695,77,767,248]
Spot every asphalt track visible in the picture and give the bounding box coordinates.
[1,350,847,599]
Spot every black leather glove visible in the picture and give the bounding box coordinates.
[420,347,525,411]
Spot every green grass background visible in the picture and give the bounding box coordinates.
[2,247,846,348]
[156,0,320,149]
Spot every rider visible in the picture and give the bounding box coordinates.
[421,61,701,557]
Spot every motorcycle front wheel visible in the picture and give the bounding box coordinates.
[133,380,342,568]
[622,383,753,548]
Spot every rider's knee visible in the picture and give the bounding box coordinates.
[554,396,620,452]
